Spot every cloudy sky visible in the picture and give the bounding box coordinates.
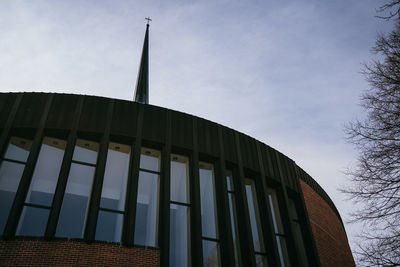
[0,0,395,252]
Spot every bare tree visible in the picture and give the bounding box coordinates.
[344,3,400,266]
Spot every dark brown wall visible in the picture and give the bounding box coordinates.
[300,180,355,267]
[0,239,159,267]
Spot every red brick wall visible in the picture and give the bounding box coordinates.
[300,180,355,267]
[0,239,159,267]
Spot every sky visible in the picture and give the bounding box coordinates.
[0,0,395,255]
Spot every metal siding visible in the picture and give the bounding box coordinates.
[239,135,259,172]
[13,93,47,128]
[79,96,109,133]
[46,94,79,129]
[260,143,274,178]
[222,126,237,163]
[110,99,138,137]
[171,111,193,149]
[142,104,166,143]
[0,93,17,128]
[266,146,280,182]
[197,118,219,156]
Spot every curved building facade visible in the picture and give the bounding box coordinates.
[0,92,355,267]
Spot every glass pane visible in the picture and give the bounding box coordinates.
[228,193,241,266]
[95,210,123,243]
[170,154,189,203]
[226,172,234,191]
[16,206,49,236]
[100,142,130,211]
[199,162,217,239]
[276,236,290,267]
[245,179,265,253]
[4,137,32,162]
[170,204,190,267]
[140,147,160,172]
[0,161,25,233]
[134,171,159,247]
[202,240,221,267]
[267,189,285,235]
[72,139,99,164]
[255,254,268,267]
[56,163,95,238]
[26,137,66,206]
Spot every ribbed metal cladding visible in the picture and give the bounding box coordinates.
[0,92,338,267]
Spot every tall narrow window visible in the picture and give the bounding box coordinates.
[170,154,190,267]
[16,137,66,236]
[56,139,98,238]
[288,199,309,267]
[226,171,241,266]
[0,137,32,234]
[134,147,160,247]
[95,142,131,243]
[267,188,290,267]
[245,178,268,267]
[199,162,220,267]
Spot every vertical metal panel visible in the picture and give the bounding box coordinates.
[171,111,193,149]
[45,96,85,237]
[46,94,79,129]
[84,100,115,241]
[239,135,259,172]
[266,146,280,182]
[111,100,138,138]
[273,150,303,266]
[79,96,109,133]
[234,131,256,267]
[0,93,18,128]
[159,110,172,266]
[255,141,280,266]
[0,94,22,159]
[4,94,54,236]
[13,93,48,128]
[293,164,321,266]
[216,125,235,267]
[125,104,144,245]
[197,118,219,156]
[221,126,237,163]
[190,117,203,266]
[259,143,274,178]
[142,105,166,143]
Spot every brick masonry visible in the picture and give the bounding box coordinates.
[300,180,355,267]
[0,239,159,267]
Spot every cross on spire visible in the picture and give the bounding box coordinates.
[145,17,152,25]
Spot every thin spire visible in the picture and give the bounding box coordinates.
[134,19,151,104]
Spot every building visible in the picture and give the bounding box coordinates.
[0,23,355,267]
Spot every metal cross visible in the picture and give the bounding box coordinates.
[145,17,152,25]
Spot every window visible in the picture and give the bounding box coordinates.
[134,147,160,247]
[199,162,220,267]
[95,142,131,243]
[170,154,190,267]
[0,137,32,234]
[267,188,290,267]
[226,171,241,266]
[56,139,98,238]
[17,137,66,236]
[245,179,267,267]
[288,199,309,267]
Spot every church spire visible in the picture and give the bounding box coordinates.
[134,18,151,104]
